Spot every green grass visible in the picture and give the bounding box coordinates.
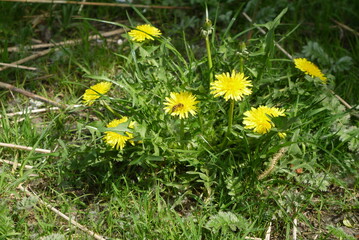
[0,1,358,239]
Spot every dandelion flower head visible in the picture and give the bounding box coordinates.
[128,24,162,42]
[82,82,112,106]
[163,92,199,119]
[243,106,285,134]
[210,70,252,101]
[294,58,327,83]
[103,117,135,150]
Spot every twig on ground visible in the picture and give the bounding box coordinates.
[265,221,272,240]
[78,0,86,13]
[242,12,293,60]
[99,38,122,43]
[328,90,352,109]
[31,38,43,44]
[3,107,60,118]
[0,48,52,71]
[332,19,359,37]
[1,116,29,125]
[2,105,82,119]
[17,184,107,240]
[0,142,52,154]
[0,0,191,9]
[293,218,297,240]
[0,159,34,169]
[33,74,55,80]
[7,29,126,52]
[242,12,358,117]
[0,62,37,71]
[327,89,359,117]
[0,81,67,108]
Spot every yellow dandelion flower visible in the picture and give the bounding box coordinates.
[163,92,199,119]
[243,106,285,134]
[103,117,135,150]
[210,70,252,101]
[128,24,162,42]
[82,82,112,106]
[294,58,327,83]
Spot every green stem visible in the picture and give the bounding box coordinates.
[205,35,213,84]
[240,58,244,73]
[198,109,205,135]
[226,99,235,137]
[220,99,235,148]
[180,118,184,141]
[239,42,246,73]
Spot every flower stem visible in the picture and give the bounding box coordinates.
[220,99,235,148]
[226,99,235,137]
[180,118,185,141]
[203,7,214,86]
[205,35,213,85]
[198,109,205,134]
[239,42,246,73]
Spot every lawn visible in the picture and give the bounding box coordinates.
[0,0,358,239]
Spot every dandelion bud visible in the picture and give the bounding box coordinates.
[201,19,213,37]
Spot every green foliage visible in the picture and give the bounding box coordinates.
[327,225,356,240]
[0,203,19,239]
[0,0,358,239]
[16,196,38,210]
[301,41,353,73]
[318,90,359,154]
[205,211,249,234]
[41,234,66,240]
[300,172,331,192]
[59,5,357,211]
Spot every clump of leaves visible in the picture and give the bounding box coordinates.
[0,203,19,238]
[301,172,331,192]
[40,233,66,240]
[326,225,356,240]
[205,211,249,234]
[302,41,353,73]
